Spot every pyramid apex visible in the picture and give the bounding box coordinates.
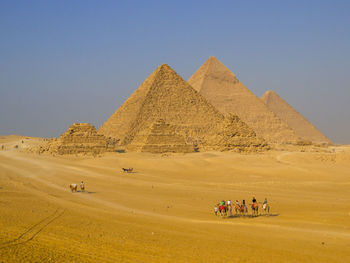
[263,90,276,96]
[159,63,171,69]
[205,56,234,75]
[262,90,280,100]
[188,56,236,90]
[206,56,223,64]
[208,55,218,60]
[155,63,177,74]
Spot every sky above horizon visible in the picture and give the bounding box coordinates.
[1,0,349,144]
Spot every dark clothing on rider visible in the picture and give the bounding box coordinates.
[252,198,257,203]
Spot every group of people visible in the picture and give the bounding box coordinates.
[214,197,269,216]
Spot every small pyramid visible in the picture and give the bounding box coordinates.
[99,64,266,152]
[261,90,331,144]
[46,123,116,155]
[188,56,300,143]
[127,119,195,153]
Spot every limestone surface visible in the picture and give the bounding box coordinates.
[127,119,195,153]
[188,56,300,144]
[261,90,331,144]
[99,64,267,152]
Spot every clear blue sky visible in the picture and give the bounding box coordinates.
[1,0,349,144]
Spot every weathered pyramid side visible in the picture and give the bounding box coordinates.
[127,119,195,153]
[209,114,268,152]
[46,123,117,155]
[261,90,331,144]
[99,63,267,152]
[188,56,300,144]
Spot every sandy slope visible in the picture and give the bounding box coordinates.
[0,136,350,262]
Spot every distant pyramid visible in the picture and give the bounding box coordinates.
[188,56,300,143]
[99,64,267,152]
[261,90,331,144]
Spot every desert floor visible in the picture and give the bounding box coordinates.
[1,136,350,262]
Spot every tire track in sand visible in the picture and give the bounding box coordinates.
[0,208,65,249]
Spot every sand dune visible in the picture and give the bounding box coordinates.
[1,136,350,262]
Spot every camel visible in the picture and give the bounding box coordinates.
[235,204,246,215]
[70,184,77,192]
[234,204,240,215]
[122,168,133,173]
[251,203,259,217]
[262,203,270,214]
[239,204,247,216]
[227,205,232,216]
[219,205,227,217]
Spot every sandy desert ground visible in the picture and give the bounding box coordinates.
[1,136,350,262]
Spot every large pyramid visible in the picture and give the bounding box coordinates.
[188,56,300,144]
[261,90,331,144]
[98,64,267,152]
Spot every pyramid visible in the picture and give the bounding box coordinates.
[188,56,300,143]
[45,123,116,155]
[261,90,331,144]
[98,64,267,152]
[127,119,195,153]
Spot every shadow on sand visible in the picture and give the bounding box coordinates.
[223,213,279,219]
[75,190,97,194]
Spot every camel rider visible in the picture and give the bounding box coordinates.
[263,198,268,209]
[252,197,257,204]
[242,199,247,210]
[235,200,240,207]
[214,206,218,216]
[252,197,258,209]
[227,200,231,206]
